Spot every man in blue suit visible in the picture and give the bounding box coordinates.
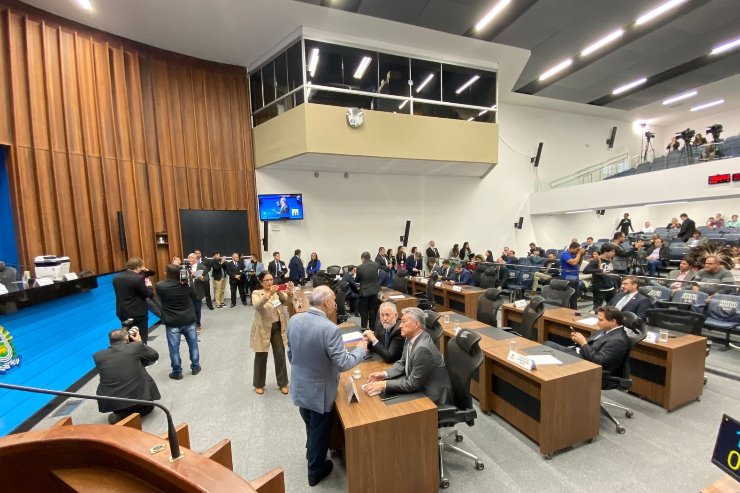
[450,264,473,286]
[288,249,305,285]
[378,267,393,288]
[287,285,367,487]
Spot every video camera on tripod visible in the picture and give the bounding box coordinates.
[675,128,695,142]
[706,123,723,143]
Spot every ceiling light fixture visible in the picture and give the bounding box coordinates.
[710,37,740,56]
[538,59,573,81]
[467,117,475,121]
[690,99,724,112]
[566,209,594,214]
[478,109,488,116]
[398,100,409,110]
[475,0,512,31]
[307,48,319,77]
[662,90,697,105]
[612,77,647,95]
[455,75,480,94]
[580,29,624,57]
[353,56,372,79]
[635,0,687,26]
[78,0,93,10]
[416,73,435,93]
[644,200,687,207]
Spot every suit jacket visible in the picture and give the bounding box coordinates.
[645,244,670,260]
[666,269,696,290]
[113,269,153,320]
[451,269,474,286]
[678,218,697,242]
[426,247,440,259]
[287,308,365,413]
[375,254,390,271]
[608,291,652,319]
[378,269,393,288]
[93,342,160,412]
[385,331,452,405]
[189,264,208,300]
[578,326,630,374]
[406,257,422,276]
[341,272,359,293]
[225,259,245,285]
[155,279,196,326]
[370,320,404,363]
[288,255,305,282]
[355,260,381,297]
[268,260,288,280]
[434,265,451,279]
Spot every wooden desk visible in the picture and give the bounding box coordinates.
[407,278,484,319]
[334,359,439,492]
[701,475,740,493]
[289,288,337,323]
[540,307,706,411]
[380,287,418,311]
[436,312,601,458]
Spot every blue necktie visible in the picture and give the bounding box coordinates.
[384,329,391,348]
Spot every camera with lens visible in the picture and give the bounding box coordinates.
[644,131,655,140]
[121,318,139,341]
[705,123,723,142]
[179,258,191,286]
[675,128,695,141]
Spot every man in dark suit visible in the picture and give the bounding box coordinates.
[364,307,453,405]
[93,327,160,423]
[112,257,153,344]
[225,252,247,307]
[194,250,213,310]
[426,240,441,272]
[547,306,630,373]
[288,249,305,285]
[186,253,208,332]
[362,301,404,363]
[449,264,474,286]
[378,268,393,288]
[341,265,360,316]
[268,251,288,284]
[375,247,390,272]
[678,213,697,242]
[608,276,651,319]
[433,259,452,280]
[355,251,381,329]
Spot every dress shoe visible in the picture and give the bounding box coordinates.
[280,387,289,395]
[230,304,236,308]
[192,367,201,376]
[255,387,264,395]
[169,372,183,380]
[207,305,214,310]
[242,301,248,306]
[308,460,333,487]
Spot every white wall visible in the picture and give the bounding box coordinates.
[654,106,740,150]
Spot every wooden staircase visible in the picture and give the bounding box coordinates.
[0,415,285,492]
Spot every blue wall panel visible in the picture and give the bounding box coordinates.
[0,147,19,268]
[0,273,157,436]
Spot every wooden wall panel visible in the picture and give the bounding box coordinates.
[0,3,259,276]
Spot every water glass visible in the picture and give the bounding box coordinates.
[659,330,669,343]
[509,339,517,354]
[454,321,461,335]
[443,314,450,324]
[352,369,362,380]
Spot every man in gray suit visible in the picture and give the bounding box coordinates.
[363,307,452,405]
[287,285,368,487]
[355,251,381,329]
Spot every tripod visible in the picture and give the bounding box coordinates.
[679,139,694,165]
[641,135,655,163]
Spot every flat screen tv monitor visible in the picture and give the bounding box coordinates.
[258,193,304,221]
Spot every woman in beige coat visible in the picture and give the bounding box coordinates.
[251,271,294,395]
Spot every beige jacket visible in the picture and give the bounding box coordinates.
[250,289,291,352]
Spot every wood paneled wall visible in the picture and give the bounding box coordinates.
[0,2,260,277]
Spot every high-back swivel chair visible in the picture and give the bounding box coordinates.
[476,288,503,327]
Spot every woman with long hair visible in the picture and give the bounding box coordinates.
[306,252,321,281]
[449,243,460,259]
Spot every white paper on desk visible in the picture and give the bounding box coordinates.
[528,355,563,365]
[342,331,363,343]
[388,295,405,299]
[577,317,599,326]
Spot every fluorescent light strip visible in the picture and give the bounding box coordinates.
[538,59,573,81]
[711,37,740,56]
[353,56,372,79]
[635,0,687,26]
[645,200,688,207]
[467,117,475,121]
[612,77,647,95]
[398,100,409,110]
[78,0,93,10]
[566,209,594,214]
[416,73,435,93]
[690,99,724,112]
[662,90,697,105]
[581,29,624,57]
[307,48,319,77]
[475,0,512,31]
[478,109,488,116]
[455,75,480,94]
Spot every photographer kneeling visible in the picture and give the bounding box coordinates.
[93,324,161,424]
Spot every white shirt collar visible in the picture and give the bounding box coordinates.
[408,330,423,346]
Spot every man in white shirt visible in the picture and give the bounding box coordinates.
[643,221,654,234]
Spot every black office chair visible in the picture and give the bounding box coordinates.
[476,288,503,327]
[424,310,443,344]
[601,311,647,434]
[437,329,484,489]
[334,281,350,324]
[471,264,486,287]
[541,279,575,308]
[479,266,499,290]
[645,307,710,383]
[501,296,545,341]
[312,271,329,288]
[417,272,439,311]
[392,270,408,293]
[325,265,342,277]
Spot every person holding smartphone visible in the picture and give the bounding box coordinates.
[251,271,294,395]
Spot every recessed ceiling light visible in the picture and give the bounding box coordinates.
[353,56,372,79]
[644,200,688,207]
[467,117,475,121]
[538,59,573,81]
[635,0,687,26]
[690,99,724,112]
[711,37,740,56]
[416,73,435,93]
[580,29,624,57]
[455,75,480,94]
[307,48,319,77]
[78,0,93,10]
[477,109,488,116]
[566,209,594,214]
[612,77,647,95]
[662,90,697,105]
[398,100,409,109]
[475,0,512,31]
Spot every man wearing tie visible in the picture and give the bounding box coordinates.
[362,302,404,363]
[375,247,390,272]
[545,306,630,373]
[425,240,440,272]
[449,264,474,286]
[363,307,453,405]
[433,259,452,280]
[268,251,288,284]
[225,253,247,307]
[608,276,651,319]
